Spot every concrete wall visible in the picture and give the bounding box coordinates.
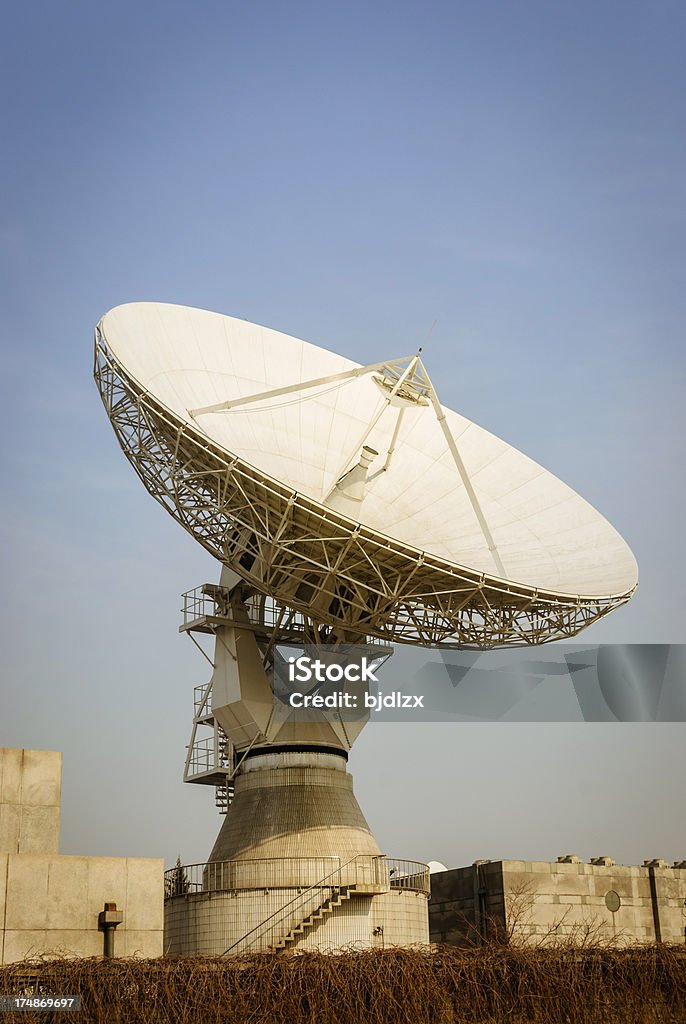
[0,749,165,964]
[0,853,164,963]
[165,887,428,955]
[429,859,686,947]
[208,753,382,863]
[430,861,505,946]
[0,749,61,855]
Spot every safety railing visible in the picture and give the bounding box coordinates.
[165,857,342,899]
[180,585,391,648]
[165,855,430,901]
[181,586,310,635]
[185,736,220,777]
[387,858,431,896]
[193,684,212,718]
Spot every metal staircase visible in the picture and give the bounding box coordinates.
[223,855,385,954]
[270,885,356,950]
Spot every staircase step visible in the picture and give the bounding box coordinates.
[274,882,357,949]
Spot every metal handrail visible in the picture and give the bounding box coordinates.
[164,855,430,899]
[180,585,390,647]
[388,859,431,896]
[221,854,370,955]
[164,856,342,898]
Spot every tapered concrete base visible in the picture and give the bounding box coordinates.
[164,747,429,954]
[208,747,381,864]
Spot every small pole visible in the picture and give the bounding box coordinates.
[98,902,124,958]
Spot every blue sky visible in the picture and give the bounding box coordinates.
[1,1,684,868]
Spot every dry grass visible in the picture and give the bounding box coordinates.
[1,945,685,1024]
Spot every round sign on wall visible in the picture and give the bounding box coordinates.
[605,890,621,913]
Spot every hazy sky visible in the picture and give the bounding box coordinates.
[1,1,684,870]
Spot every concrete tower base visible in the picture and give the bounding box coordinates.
[164,748,429,954]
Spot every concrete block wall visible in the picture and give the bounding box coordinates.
[500,859,686,945]
[0,749,61,855]
[429,859,686,947]
[0,749,165,964]
[0,854,164,962]
[429,862,505,947]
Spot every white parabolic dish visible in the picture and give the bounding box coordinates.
[94,302,637,647]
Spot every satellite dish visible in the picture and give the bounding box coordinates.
[94,301,636,648]
[428,861,448,874]
[93,301,638,956]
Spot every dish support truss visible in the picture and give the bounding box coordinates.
[94,330,633,648]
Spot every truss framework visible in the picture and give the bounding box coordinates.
[94,329,633,648]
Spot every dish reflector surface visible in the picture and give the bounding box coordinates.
[94,302,637,646]
[100,302,636,596]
